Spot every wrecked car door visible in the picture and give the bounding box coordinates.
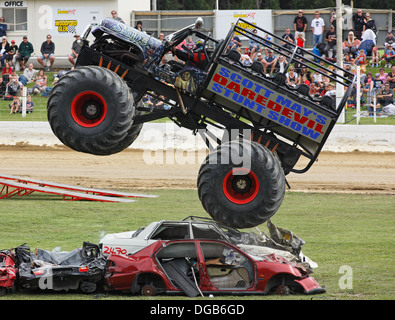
[198,241,255,291]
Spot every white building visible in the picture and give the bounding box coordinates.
[0,0,150,66]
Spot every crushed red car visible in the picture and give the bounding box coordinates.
[0,249,17,296]
[104,239,325,297]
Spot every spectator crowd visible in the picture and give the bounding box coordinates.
[221,8,394,116]
[1,9,394,117]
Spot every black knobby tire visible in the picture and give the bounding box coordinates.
[47,66,135,155]
[197,140,285,228]
[111,103,144,154]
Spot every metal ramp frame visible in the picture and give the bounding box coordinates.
[0,174,158,203]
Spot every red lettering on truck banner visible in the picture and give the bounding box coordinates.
[208,66,329,142]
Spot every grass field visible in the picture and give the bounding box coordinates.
[0,190,393,301]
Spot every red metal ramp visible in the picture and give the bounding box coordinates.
[0,174,158,203]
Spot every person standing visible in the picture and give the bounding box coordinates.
[0,17,7,37]
[324,25,337,58]
[311,11,325,47]
[0,36,9,67]
[364,13,377,34]
[68,34,81,66]
[294,10,307,40]
[37,34,55,71]
[352,9,365,40]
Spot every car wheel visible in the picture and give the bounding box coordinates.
[47,66,135,155]
[197,139,285,228]
[141,284,156,296]
[80,281,97,293]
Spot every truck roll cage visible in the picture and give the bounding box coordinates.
[202,18,355,173]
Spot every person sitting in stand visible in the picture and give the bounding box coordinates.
[372,72,384,96]
[354,49,367,66]
[261,49,278,77]
[25,95,34,113]
[31,70,47,94]
[6,40,18,66]
[387,65,395,90]
[0,77,6,97]
[18,63,36,86]
[68,34,82,66]
[15,36,34,71]
[384,31,395,68]
[8,95,20,114]
[311,69,323,88]
[319,82,335,98]
[227,34,242,53]
[281,28,295,51]
[370,82,393,116]
[343,31,360,58]
[377,68,388,83]
[309,81,322,98]
[237,47,252,66]
[2,61,12,82]
[285,65,301,88]
[6,77,21,97]
[37,34,55,71]
[276,55,288,74]
[323,82,336,96]
[262,33,272,56]
[383,45,395,69]
[248,29,261,61]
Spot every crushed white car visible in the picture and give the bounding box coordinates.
[99,216,317,271]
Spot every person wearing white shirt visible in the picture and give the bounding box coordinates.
[311,11,325,46]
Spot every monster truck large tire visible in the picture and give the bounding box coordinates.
[197,140,285,228]
[47,66,135,155]
[106,104,144,155]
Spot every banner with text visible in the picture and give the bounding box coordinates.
[214,10,272,40]
[53,7,103,36]
[207,65,330,143]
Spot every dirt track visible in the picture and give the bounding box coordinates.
[1,145,395,194]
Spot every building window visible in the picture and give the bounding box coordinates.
[3,8,27,31]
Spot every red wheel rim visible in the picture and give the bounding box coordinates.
[222,168,259,204]
[71,91,107,127]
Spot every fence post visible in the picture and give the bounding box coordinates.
[356,66,360,125]
[21,86,27,118]
[373,94,377,123]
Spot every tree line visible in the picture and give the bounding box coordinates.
[157,0,393,10]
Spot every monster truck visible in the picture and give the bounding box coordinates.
[47,18,355,228]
